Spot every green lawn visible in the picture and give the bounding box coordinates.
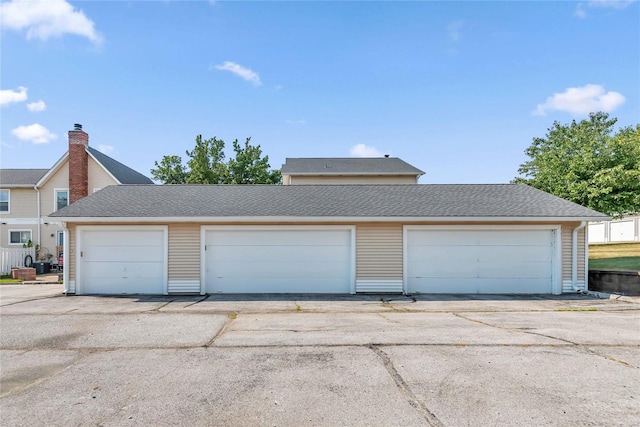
[0,274,22,284]
[589,243,640,271]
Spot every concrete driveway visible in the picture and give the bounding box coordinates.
[1,285,639,426]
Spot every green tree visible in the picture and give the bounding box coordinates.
[185,135,227,184]
[227,138,282,184]
[514,112,640,218]
[150,155,187,184]
[150,135,281,185]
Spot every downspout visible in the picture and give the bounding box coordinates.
[34,186,41,249]
[62,221,69,295]
[572,221,587,292]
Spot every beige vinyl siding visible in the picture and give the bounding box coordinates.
[167,224,200,293]
[561,222,585,281]
[356,224,403,279]
[68,225,76,293]
[0,187,38,218]
[88,157,119,191]
[39,159,69,217]
[289,175,417,185]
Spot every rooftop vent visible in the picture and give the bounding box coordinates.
[74,123,82,131]
[384,154,389,158]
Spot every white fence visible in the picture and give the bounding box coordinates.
[589,215,640,244]
[0,247,36,275]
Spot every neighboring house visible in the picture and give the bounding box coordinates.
[589,215,640,244]
[281,157,425,184]
[50,184,607,296]
[0,124,153,261]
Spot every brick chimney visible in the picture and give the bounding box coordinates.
[68,123,89,204]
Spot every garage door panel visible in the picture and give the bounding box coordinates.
[406,229,555,294]
[409,278,551,294]
[84,245,164,262]
[84,230,162,246]
[210,259,349,278]
[477,262,552,279]
[409,230,552,247]
[208,277,348,293]
[206,230,350,246]
[209,245,349,263]
[478,246,552,263]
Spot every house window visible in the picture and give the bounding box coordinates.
[0,189,8,212]
[55,189,68,211]
[57,230,64,247]
[9,230,31,245]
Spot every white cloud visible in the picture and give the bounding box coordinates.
[11,123,57,144]
[589,0,638,9]
[26,100,46,112]
[575,0,637,18]
[533,84,625,116]
[350,144,383,157]
[0,86,28,106]
[0,0,102,44]
[213,61,262,86]
[98,144,114,154]
[447,20,464,42]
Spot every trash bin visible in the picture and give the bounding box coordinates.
[32,262,51,274]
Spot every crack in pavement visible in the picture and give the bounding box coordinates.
[0,349,93,398]
[0,293,64,307]
[369,344,444,427]
[181,294,211,308]
[203,313,236,347]
[452,313,638,368]
[452,312,579,345]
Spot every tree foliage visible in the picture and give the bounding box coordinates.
[514,112,640,218]
[151,135,281,185]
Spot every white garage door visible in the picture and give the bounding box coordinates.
[406,228,555,294]
[78,227,166,294]
[204,227,353,293]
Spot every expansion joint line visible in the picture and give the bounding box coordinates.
[369,345,444,427]
[452,312,578,345]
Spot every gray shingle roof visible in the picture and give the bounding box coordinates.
[0,169,49,187]
[87,147,154,184]
[50,184,608,220]
[281,157,425,176]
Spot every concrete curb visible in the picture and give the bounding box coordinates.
[586,291,640,304]
[21,281,61,285]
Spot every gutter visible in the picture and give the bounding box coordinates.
[47,215,609,224]
[62,221,69,294]
[572,221,587,292]
[34,186,41,249]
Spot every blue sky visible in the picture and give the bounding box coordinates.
[1,0,638,183]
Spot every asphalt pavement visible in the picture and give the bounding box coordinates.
[1,284,638,426]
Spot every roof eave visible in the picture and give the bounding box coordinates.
[284,172,423,176]
[48,215,611,223]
